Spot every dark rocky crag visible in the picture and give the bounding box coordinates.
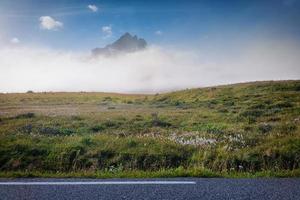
[92,32,147,56]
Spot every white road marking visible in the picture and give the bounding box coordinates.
[0,181,196,185]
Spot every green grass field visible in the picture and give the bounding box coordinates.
[0,80,299,178]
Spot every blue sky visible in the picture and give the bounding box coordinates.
[0,0,300,93]
[1,0,300,51]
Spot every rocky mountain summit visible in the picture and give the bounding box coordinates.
[92,33,147,56]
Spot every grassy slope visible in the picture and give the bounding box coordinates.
[0,80,299,178]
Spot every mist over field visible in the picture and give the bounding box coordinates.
[0,38,299,93]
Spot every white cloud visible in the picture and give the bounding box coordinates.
[39,16,63,30]
[102,25,112,38]
[0,39,299,93]
[88,5,98,12]
[155,30,163,35]
[10,37,20,44]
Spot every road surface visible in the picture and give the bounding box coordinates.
[0,178,299,200]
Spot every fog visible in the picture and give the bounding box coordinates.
[0,39,299,93]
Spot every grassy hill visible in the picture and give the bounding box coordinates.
[0,80,299,178]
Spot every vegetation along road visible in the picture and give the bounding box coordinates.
[0,80,299,178]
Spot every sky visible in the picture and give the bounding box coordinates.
[0,0,300,93]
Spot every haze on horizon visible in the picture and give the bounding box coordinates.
[0,0,300,93]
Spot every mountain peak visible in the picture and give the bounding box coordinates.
[92,33,147,56]
[123,32,132,37]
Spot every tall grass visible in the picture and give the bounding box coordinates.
[0,80,299,177]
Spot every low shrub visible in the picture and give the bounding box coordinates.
[14,112,35,119]
[258,123,273,134]
[90,125,105,132]
[37,126,73,136]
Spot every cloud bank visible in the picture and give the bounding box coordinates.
[0,39,299,93]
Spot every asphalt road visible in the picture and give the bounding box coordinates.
[0,178,299,200]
